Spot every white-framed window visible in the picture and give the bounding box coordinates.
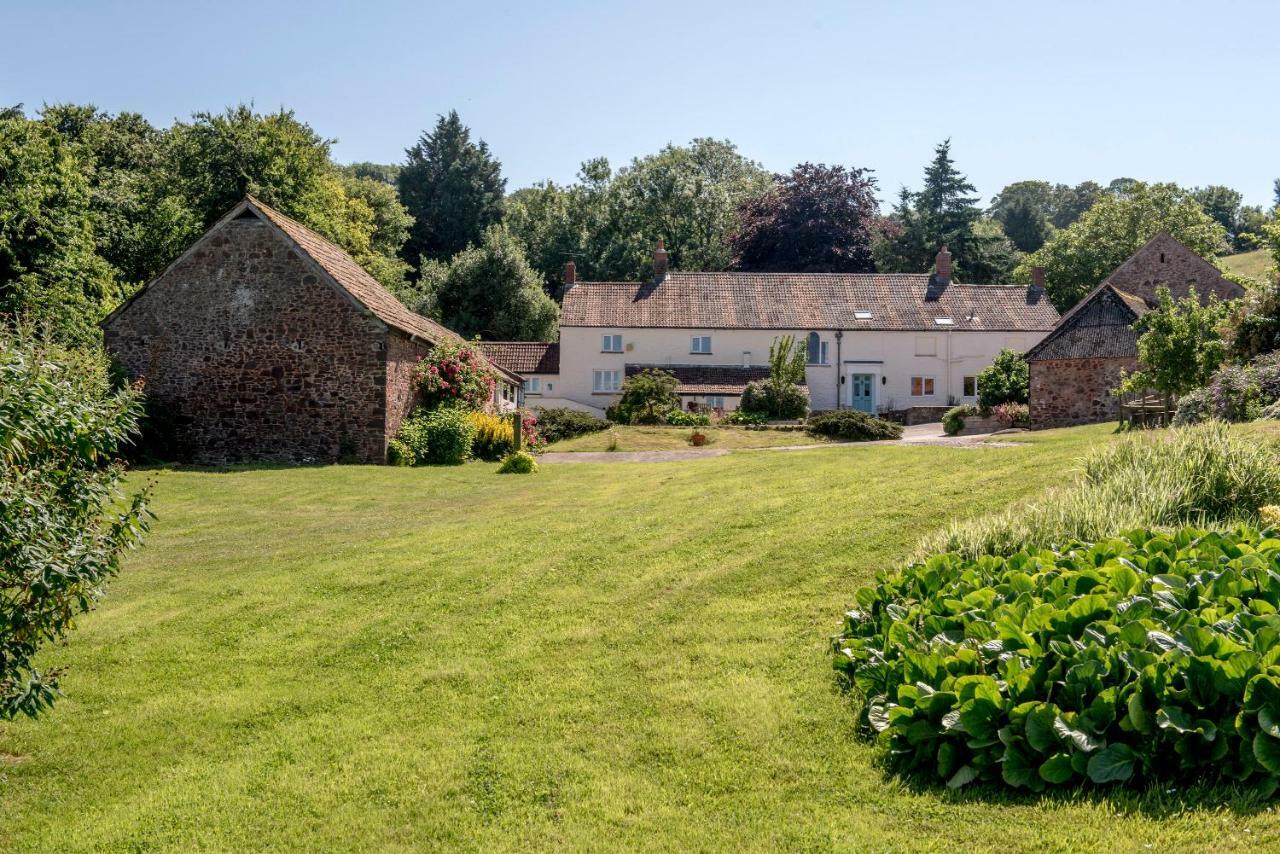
[911,376,936,397]
[742,351,752,367]
[963,376,977,397]
[602,334,622,353]
[806,332,829,365]
[523,377,542,394]
[915,336,937,357]
[691,335,712,354]
[593,369,622,392]
[705,395,726,410]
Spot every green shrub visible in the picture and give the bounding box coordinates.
[386,438,414,466]
[917,422,1280,561]
[2,336,150,719]
[977,349,1029,409]
[421,406,478,465]
[609,369,679,424]
[393,413,432,464]
[535,407,609,444]
[943,404,979,436]
[666,409,711,426]
[721,409,767,426]
[806,410,903,441]
[835,525,1280,791]
[740,379,809,420]
[497,450,538,474]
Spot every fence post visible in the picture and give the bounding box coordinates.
[512,409,522,451]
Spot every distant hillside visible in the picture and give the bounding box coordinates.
[1221,249,1274,282]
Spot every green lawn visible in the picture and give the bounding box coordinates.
[2,423,1277,851]
[546,424,829,452]
[1221,248,1275,282]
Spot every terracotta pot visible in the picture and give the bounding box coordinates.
[690,432,706,446]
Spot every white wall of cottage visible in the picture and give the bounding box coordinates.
[538,325,1050,416]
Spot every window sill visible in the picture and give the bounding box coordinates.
[601,351,622,354]
[688,352,713,356]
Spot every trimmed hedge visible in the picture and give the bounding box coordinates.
[835,525,1280,792]
[535,408,610,445]
[806,410,903,441]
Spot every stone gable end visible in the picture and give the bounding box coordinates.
[105,217,392,464]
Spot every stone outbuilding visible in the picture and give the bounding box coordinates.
[104,196,520,464]
[1026,233,1244,427]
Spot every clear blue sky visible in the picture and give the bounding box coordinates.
[5,0,1277,208]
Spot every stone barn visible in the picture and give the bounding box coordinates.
[1026,233,1244,427]
[104,196,520,464]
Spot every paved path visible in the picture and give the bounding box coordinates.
[539,424,1026,464]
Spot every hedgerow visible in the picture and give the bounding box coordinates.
[806,410,903,441]
[834,525,1280,792]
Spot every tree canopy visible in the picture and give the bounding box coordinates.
[1017,182,1230,311]
[397,111,505,267]
[731,163,878,272]
[1120,286,1229,398]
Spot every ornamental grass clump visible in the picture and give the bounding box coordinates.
[917,422,1280,561]
[835,526,1280,792]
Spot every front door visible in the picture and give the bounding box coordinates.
[850,373,874,412]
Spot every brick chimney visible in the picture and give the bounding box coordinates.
[653,239,669,280]
[934,245,952,284]
[564,258,577,287]
[1031,266,1046,288]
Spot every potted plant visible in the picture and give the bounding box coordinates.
[689,431,707,447]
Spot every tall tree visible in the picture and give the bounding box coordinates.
[1016,181,1229,311]
[0,114,116,345]
[1191,185,1244,242]
[877,140,1016,282]
[403,225,558,341]
[1051,181,1104,229]
[997,197,1053,253]
[730,163,878,272]
[597,138,771,278]
[397,111,505,267]
[1274,178,1280,209]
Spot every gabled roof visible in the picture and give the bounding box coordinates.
[104,196,521,384]
[624,363,788,396]
[479,341,560,374]
[561,272,1058,332]
[1026,233,1244,363]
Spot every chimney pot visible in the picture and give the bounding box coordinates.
[564,258,577,286]
[653,238,669,280]
[934,245,952,284]
[1031,266,1045,288]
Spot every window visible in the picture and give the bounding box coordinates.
[602,334,622,352]
[691,335,712,354]
[742,351,752,367]
[806,332,829,365]
[915,336,937,356]
[911,376,935,397]
[934,317,954,326]
[592,370,622,392]
[523,377,542,394]
[705,395,726,410]
[854,310,873,320]
[963,376,977,397]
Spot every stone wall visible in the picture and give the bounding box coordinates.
[1029,357,1136,428]
[385,331,432,446]
[105,218,390,464]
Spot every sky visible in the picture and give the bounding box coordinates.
[4,0,1277,208]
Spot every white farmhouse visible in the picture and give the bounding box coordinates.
[485,244,1060,418]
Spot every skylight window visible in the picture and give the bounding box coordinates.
[854,310,873,320]
[934,317,955,326]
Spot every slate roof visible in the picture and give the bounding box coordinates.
[624,364,789,396]
[479,342,560,374]
[1024,286,1144,361]
[562,272,1059,332]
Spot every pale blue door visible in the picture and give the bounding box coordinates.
[851,373,874,412]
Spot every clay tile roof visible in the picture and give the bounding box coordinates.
[478,342,560,374]
[241,197,521,385]
[561,272,1059,332]
[623,363,795,396]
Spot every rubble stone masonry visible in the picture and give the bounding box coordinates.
[1029,357,1135,428]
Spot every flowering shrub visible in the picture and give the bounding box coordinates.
[519,409,545,451]
[414,340,497,412]
[497,450,538,474]
[470,412,514,460]
[991,402,1030,428]
[1173,353,1280,424]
